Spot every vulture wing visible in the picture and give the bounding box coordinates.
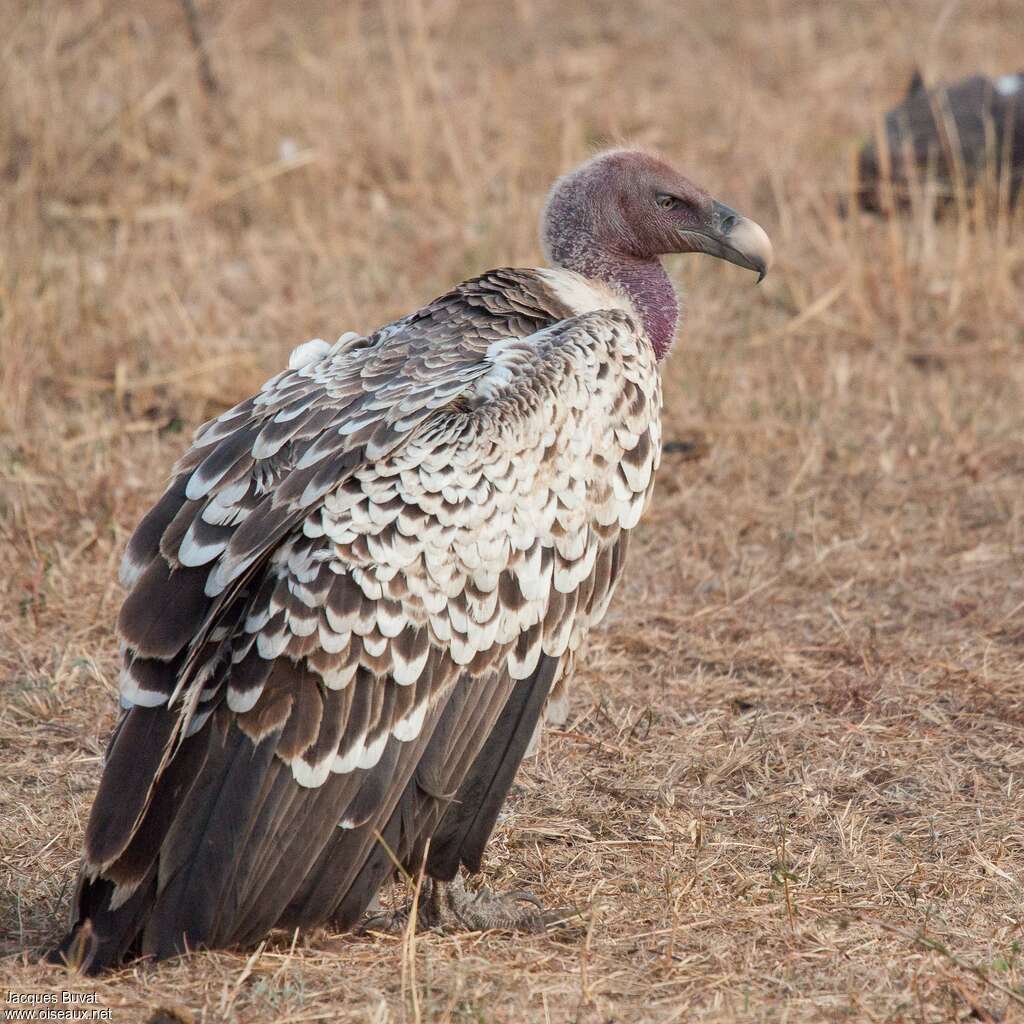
[54,268,661,971]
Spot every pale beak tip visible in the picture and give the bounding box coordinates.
[724,213,774,283]
[743,218,774,282]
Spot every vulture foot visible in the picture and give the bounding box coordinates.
[360,874,580,935]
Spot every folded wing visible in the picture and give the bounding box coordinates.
[54,269,661,971]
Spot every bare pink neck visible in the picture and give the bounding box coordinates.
[596,254,679,360]
[543,225,679,358]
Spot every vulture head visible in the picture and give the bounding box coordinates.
[542,149,773,357]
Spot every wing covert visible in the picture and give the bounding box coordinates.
[76,270,662,963]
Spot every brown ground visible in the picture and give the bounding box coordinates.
[2,1,1024,1021]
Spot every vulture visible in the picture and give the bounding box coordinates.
[49,149,772,973]
[856,70,1024,212]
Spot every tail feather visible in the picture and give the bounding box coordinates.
[100,725,209,890]
[52,651,561,970]
[283,700,457,933]
[48,723,210,973]
[205,754,314,942]
[326,802,408,933]
[427,655,558,880]
[84,707,178,870]
[325,665,543,931]
[142,717,280,960]
[228,775,368,946]
[47,872,157,974]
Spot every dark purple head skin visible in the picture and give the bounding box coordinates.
[541,149,773,359]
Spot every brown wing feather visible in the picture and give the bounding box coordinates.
[54,268,660,971]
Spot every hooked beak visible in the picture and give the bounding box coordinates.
[677,200,774,283]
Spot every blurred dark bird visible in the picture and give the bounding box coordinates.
[856,70,1024,213]
[49,149,772,973]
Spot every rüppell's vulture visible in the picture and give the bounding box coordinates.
[857,70,1024,212]
[49,149,773,973]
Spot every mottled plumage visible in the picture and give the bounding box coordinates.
[50,150,772,971]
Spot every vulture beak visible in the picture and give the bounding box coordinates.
[678,200,774,283]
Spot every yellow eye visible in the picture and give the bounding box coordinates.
[657,194,680,210]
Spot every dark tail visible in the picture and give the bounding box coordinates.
[49,654,558,971]
[48,710,287,972]
[47,712,210,973]
[427,655,558,880]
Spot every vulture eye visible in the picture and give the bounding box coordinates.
[656,194,681,210]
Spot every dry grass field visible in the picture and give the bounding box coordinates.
[2,0,1024,1020]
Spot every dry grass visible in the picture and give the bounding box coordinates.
[2,0,1024,1020]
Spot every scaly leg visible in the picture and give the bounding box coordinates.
[360,874,580,935]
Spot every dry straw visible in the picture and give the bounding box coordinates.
[1,1,1023,1021]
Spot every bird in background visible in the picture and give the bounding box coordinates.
[49,148,773,973]
[856,69,1024,212]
